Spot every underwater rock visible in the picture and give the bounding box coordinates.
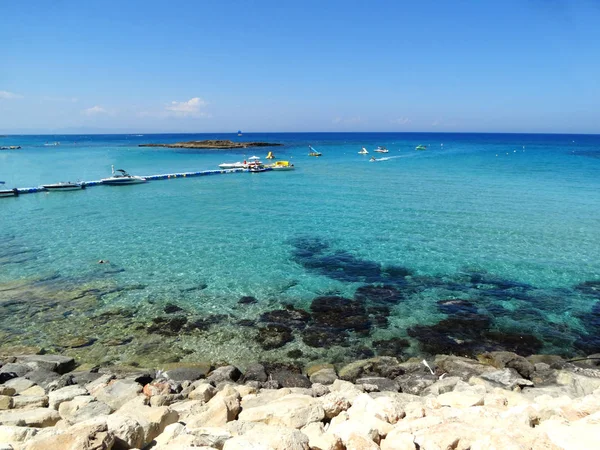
[354,285,403,305]
[256,323,294,350]
[366,305,390,328]
[147,316,188,336]
[164,303,184,314]
[301,326,350,348]
[574,280,600,298]
[287,349,303,359]
[184,314,228,332]
[437,299,478,315]
[238,296,258,305]
[372,337,410,357]
[572,301,600,354]
[290,236,412,283]
[310,296,371,333]
[259,305,311,330]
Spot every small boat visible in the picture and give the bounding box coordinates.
[0,146,21,150]
[237,130,243,136]
[266,151,275,159]
[0,188,18,197]
[373,146,389,153]
[218,162,245,169]
[101,166,147,185]
[248,165,267,173]
[268,160,295,171]
[358,147,369,154]
[44,142,60,146]
[42,181,84,191]
[308,145,322,157]
[415,145,427,151]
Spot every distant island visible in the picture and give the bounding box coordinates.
[139,139,283,150]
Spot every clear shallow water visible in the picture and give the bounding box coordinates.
[1,133,600,366]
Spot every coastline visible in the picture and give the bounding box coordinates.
[138,139,283,149]
[0,348,598,449]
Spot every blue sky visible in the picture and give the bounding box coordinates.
[1,0,599,133]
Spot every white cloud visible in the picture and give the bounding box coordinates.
[0,91,23,99]
[165,97,209,117]
[82,105,108,116]
[390,117,411,125]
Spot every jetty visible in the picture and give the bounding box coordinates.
[5,166,272,197]
[138,139,282,149]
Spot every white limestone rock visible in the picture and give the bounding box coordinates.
[238,394,324,429]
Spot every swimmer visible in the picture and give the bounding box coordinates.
[98,259,110,264]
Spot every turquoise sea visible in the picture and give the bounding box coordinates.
[1,133,599,367]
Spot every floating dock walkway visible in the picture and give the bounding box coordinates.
[9,167,269,196]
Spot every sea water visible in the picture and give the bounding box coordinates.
[1,133,599,366]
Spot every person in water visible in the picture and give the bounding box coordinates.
[98,259,109,264]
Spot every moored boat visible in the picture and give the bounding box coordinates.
[101,166,147,185]
[218,162,245,169]
[358,147,369,154]
[268,160,295,171]
[42,181,84,191]
[0,188,18,197]
[373,146,389,153]
[415,144,427,151]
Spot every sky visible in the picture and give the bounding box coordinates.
[1,0,600,134]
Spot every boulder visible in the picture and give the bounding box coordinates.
[339,357,403,382]
[16,355,75,374]
[186,385,240,427]
[207,366,242,384]
[0,396,12,411]
[319,392,351,419]
[0,425,38,446]
[269,369,311,388]
[241,364,268,383]
[164,363,212,382]
[117,403,179,445]
[395,373,437,395]
[310,368,338,385]
[23,417,114,450]
[185,426,233,449]
[23,370,60,389]
[380,431,416,450]
[0,407,60,427]
[556,370,600,397]
[478,351,535,379]
[0,386,16,397]
[48,385,88,410]
[241,388,292,410]
[106,414,145,449]
[302,422,343,450]
[222,423,309,450]
[434,355,496,380]
[188,383,217,402]
[329,379,364,403]
[0,364,31,378]
[238,394,325,429]
[11,395,48,409]
[437,391,484,408]
[356,377,399,392]
[93,379,142,410]
[59,397,112,424]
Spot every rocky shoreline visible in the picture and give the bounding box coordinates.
[138,140,283,150]
[1,351,599,449]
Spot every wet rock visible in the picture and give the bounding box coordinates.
[164,364,212,382]
[310,296,371,333]
[147,315,188,336]
[338,357,404,382]
[207,365,242,384]
[301,326,350,348]
[310,368,338,385]
[355,377,399,392]
[238,296,258,305]
[259,305,311,329]
[478,351,535,379]
[16,355,75,374]
[372,338,410,357]
[164,303,184,314]
[256,323,294,350]
[242,364,268,383]
[24,370,60,389]
[435,355,496,380]
[269,370,311,388]
[395,373,438,395]
[62,336,96,349]
[0,364,31,378]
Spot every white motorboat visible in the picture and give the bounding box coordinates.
[358,147,369,154]
[373,146,389,153]
[42,181,84,191]
[0,188,18,197]
[218,162,245,169]
[101,166,147,185]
